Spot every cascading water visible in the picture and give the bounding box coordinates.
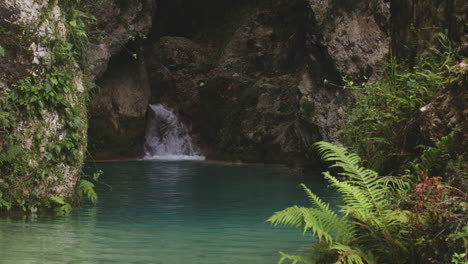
[144,104,204,160]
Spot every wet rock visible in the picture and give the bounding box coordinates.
[146,36,215,114]
[307,0,390,80]
[145,0,351,164]
[88,52,151,160]
[0,1,86,198]
[86,0,157,160]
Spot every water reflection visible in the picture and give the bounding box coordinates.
[0,161,340,264]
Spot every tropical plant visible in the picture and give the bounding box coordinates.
[448,226,468,264]
[268,141,412,264]
[75,170,102,206]
[269,140,467,263]
[340,31,456,174]
[410,130,457,177]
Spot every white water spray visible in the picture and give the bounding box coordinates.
[144,104,204,160]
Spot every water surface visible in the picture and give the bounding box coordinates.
[0,161,339,264]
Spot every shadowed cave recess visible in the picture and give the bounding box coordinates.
[88,0,355,168]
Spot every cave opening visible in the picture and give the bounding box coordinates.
[88,41,151,160]
[87,0,343,164]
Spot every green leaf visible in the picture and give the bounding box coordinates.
[50,196,65,205]
[78,180,98,204]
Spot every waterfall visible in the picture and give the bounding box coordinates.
[144,104,204,160]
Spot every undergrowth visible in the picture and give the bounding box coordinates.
[340,31,456,174]
[269,29,466,263]
[268,141,467,264]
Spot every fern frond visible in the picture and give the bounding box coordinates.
[50,195,66,205]
[278,251,315,264]
[324,173,374,215]
[332,244,376,264]
[0,145,22,164]
[300,183,334,215]
[300,184,356,238]
[377,176,411,191]
[314,142,389,211]
[411,130,456,173]
[267,206,335,244]
[78,180,98,204]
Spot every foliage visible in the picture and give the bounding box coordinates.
[76,170,102,205]
[268,142,410,263]
[340,32,456,174]
[50,195,72,216]
[59,0,96,68]
[268,141,467,264]
[0,45,4,56]
[448,226,468,264]
[277,252,314,264]
[410,130,457,177]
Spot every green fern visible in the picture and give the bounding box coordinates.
[315,142,389,210]
[331,244,377,264]
[278,251,314,264]
[0,191,11,210]
[0,145,22,164]
[50,195,72,216]
[268,141,413,264]
[411,130,457,175]
[77,179,98,204]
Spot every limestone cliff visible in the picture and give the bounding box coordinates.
[0,0,154,211]
[0,0,88,208]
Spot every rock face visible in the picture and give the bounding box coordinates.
[0,1,87,200]
[307,0,390,80]
[86,0,393,163]
[420,62,468,145]
[391,0,468,58]
[143,0,380,164]
[85,0,156,77]
[88,52,151,159]
[86,0,155,160]
[0,0,156,209]
[146,36,214,117]
[0,0,56,85]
